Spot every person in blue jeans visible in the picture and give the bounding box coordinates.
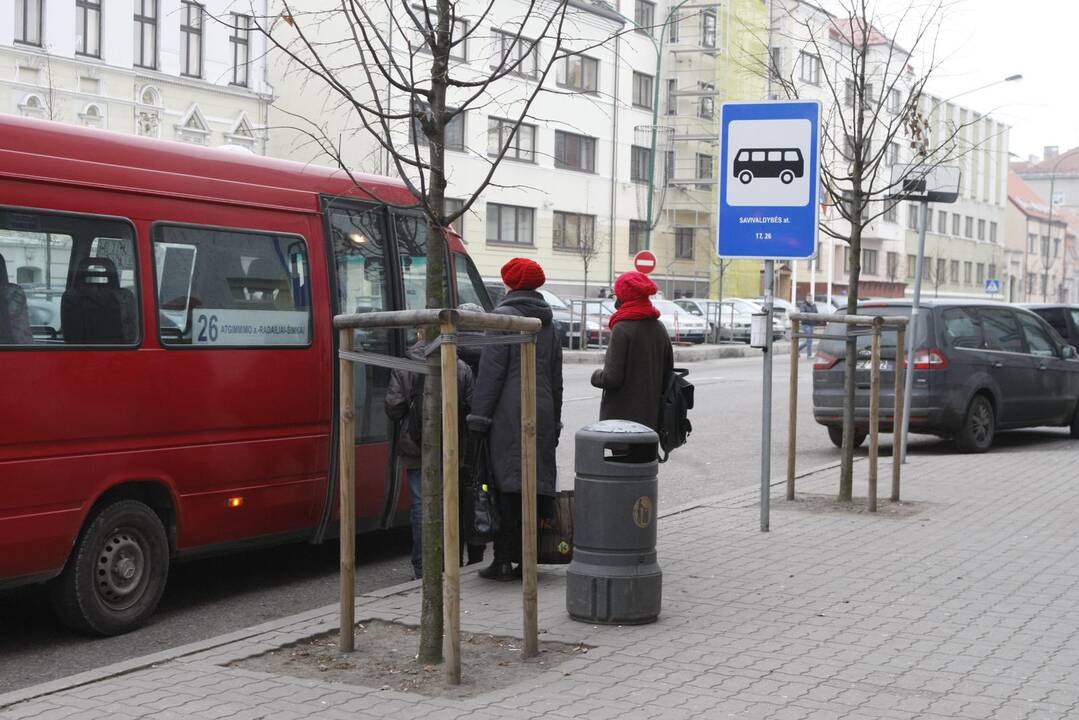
[385,337,474,579]
[798,295,819,359]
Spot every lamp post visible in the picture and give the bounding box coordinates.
[1042,149,1076,301]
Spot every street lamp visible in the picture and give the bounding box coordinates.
[1042,148,1076,301]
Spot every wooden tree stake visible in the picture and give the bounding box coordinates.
[520,337,539,658]
[338,329,356,653]
[440,322,461,684]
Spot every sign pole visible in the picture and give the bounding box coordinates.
[761,260,774,532]
[900,198,929,465]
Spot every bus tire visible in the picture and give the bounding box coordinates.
[50,500,170,636]
[739,170,753,184]
[780,170,795,184]
[827,426,866,448]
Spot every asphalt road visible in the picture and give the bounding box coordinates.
[2,352,1037,692]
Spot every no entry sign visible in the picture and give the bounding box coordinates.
[633,250,657,274]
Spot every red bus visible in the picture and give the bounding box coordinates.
[0,116,491,634]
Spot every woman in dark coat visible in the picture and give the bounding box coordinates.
[468,258,563,580]
[591,272,673,431]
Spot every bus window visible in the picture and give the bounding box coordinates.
[784,150,800,162]
[751,151,765,162]
[152,225,311,347]
[454,252,493,310]
[0,208,138,347]
[330,206,392,444]
[768,150,782,161]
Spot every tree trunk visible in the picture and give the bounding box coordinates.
[417,0,452,665]
[839,222,861,503]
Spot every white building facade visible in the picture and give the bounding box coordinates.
[267,0,722,298]
[0,0,271,150]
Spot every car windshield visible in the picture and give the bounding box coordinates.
[653,300,683,315]
[538,289,568,310]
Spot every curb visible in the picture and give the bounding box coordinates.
[0,459,844,709]
[564,341,792,365]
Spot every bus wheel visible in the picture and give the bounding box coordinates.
[739,170,753,184]
[780,170,795,184]
[50,500,170,636]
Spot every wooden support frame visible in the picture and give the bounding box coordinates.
[785,312,909,511]
[333,308,542,684]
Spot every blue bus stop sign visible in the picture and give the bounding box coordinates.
[718,101,821,259]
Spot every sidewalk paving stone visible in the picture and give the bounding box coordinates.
[5,438,1079,718]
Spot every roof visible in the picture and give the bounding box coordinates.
[0,115,418,213]
[1008,171,1065,224]
[567,0,624,24]
[1019,147,1079,177]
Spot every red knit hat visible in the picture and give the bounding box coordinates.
[501,257,546,290]
[614,271,657,301]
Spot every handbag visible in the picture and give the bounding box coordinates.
[461,435,499,544]
[537,491,574,565]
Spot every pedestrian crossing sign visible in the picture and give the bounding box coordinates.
[984,278,1001,294]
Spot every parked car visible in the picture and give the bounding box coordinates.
[812,300,1079,453]
[1024,304,1079,351]
[675,298,740,341]
[538,288,600,348]
[723,298,785,341]
[653,299,708,343]
[756,296,796,334]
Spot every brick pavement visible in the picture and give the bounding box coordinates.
[3,434,1079,719]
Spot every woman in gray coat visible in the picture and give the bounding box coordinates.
[468,258,563,580]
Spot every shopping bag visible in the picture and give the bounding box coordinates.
[461,435,499,544]
[537,491,574,564]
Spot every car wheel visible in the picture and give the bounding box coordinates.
[780,170,795,184]
[827,426,866,448]
[50,500,170,636]
[739,170,753,184]
[955,395,995,453]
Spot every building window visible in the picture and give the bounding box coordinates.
[16,0,43,45]
[76,0,102,57]
[666,79,678,116]
[976,263,985,285]
[964,261,972,284]
[907,204,919,229]
[629,220,648,255]
[887,251,899,278]
[411,101,465,151]
[863,249,879,275]
[413,5,467,60]
[632,72,654,109]
[844,247,851,273]
[444,198,465,240]
[1041,235,1050,257]
[936,258,946,283]
[977,219,986,241]
[952,214,960,236]
[964,216,973,238]
[698,83,715,119]
[990,221,998,243]
[486,203,534,245]
[664,150,675,185]
[886,141,899,166]
[922,260,930,280]
[926,208,934,229]
[696,153,713,189]
[700,9,716,48]
[493,31,538,78]
[554,130,596,172]
[938,210,947,235]
[557,54,599,93]
[181,1,204,78]
[1055,237,1061,257]
[1027,273,1037,295]
[487,117,535,162]
[631,145,651,183]
[798,52,820,84]
[675,227,694,259]
[883,202,897,223]
[634,0,655,35]
[888,88,902,113]
[134,0,158,69]
[770,47,782,78]
[988,263,997,279]
[906,254,916,279]
[230,14,251,87]
[553,211,595,251]
[950,260,959,283]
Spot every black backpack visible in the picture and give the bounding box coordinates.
[657,368,694,462]
[406,373,425,446]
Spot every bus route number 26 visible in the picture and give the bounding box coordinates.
[196,314,220,343]
[755,232,773,240]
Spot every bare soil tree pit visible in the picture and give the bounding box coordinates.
[231,620,589,698]
[774,493,930,519]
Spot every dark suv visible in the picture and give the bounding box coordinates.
[1024,304,1079,351]
[812,300,1079,453]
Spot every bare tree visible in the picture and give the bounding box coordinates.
[574,229,603,298]
[247,0,630,664]
[753,0,976,500]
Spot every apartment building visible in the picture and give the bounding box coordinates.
[267,0,734,299]
[896,93,1010,301]
[0,0,271,149]
[1006,172,1075,303]
[1017,146,1079,216]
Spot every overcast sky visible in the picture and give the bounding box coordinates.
[876,0,1077,162]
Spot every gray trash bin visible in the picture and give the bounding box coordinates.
[566,420,661,625]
